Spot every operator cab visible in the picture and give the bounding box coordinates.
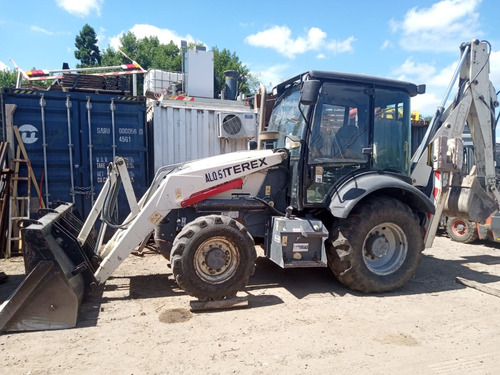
[266,71,425,209]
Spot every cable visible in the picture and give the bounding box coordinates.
[471,40,492,83]
[101,162,184,229]
[248,195,286,216]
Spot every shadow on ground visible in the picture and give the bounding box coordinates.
[1,240,500,330]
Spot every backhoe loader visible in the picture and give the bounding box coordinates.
[1,39,498,331]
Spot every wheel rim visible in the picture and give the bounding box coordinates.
[362,222,408,276]
[451,219,468,237]
[193,236,240,284]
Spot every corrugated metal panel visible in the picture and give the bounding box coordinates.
[1,88,149,220]
[152,102,256,171]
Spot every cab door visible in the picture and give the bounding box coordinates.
[305,82,371,205]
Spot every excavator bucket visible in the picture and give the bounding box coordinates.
[444,174,499,224]
[0,203,99,332]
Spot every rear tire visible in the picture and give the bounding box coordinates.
[170,215,256,300]
[327,197,423,293]
[446,217,478,243]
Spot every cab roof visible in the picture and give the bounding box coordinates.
[274,70,425,98]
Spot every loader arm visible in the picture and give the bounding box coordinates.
[411,39,500,247]
[93,149,288,283]
[0,149,287,331]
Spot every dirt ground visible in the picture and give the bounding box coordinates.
[1,233,500,375]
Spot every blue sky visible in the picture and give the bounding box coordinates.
[1,0,500,119]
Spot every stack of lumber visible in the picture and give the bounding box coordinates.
[62,73,105,90]
[104,76,130,92]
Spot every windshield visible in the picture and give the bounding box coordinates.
[267,86,307,147]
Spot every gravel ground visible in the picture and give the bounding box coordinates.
[1,234,500,374]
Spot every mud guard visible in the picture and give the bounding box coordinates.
[0,203,99,332]
[328,172,435,219]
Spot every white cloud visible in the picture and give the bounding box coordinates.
[392,58,460,87]
[390,0,482,52]
[316,53,326,59]
[244,25,354,59]
[489,50,500,91]
[393,58,437,83]
[429,62,459,87]
[395,45,500,116]
[392,59,459,115]
[326,36,356,54]
[251,64,290,89]
[239,22,255,28]
[412,92,441,116]
[109,24,197,51]
[400,42,500,126]
[381,40,393,50]
[95,26,107,49]
[30,26,54,35]
[56,0,103,17]
[0,61,9,71]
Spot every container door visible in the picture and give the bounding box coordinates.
[1,89,83,217]
[2,89,149,221]
[78,95,148,221]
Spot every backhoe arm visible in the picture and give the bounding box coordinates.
[411,39,499,247]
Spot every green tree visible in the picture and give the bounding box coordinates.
[75,24,102,67]
[102,32,181,71]
[212,46,253,97]
[0,69,17,88]
[101,32,255,97]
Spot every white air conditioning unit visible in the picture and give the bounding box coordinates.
[218,112,255,139]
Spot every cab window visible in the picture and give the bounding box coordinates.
[372,89,411,175]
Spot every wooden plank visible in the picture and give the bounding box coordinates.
[455,277,500,298]
[10,146,21,218]
[0,142,11,257]
[190,296,249,311]
[12,126,45,209]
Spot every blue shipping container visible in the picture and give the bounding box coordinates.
[1,88,149,221]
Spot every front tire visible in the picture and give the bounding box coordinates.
[327,197,423,293]
[446,217,478,243]
[170,215,256,300]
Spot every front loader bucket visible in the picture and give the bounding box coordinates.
[444,175,499,223]
[0,203,99,332]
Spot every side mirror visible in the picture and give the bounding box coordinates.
[300,80,321,105]
[248,140,258,150]
[285,135,301,150]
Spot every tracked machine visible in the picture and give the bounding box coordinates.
[1,39,498,331]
